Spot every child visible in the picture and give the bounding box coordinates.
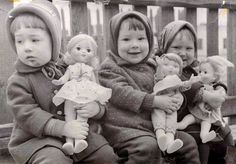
[152,53,200,154]
[98,11,201,164]
[178,56,234,143]
[52,34,112,155]
[5,1,118,163]
[156,20,234,164]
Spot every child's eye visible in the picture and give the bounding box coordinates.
[122,38,129,41]
[138,37,146,41]
[16,40,22,44]
[32,39,40,43]
[187,47,193,50]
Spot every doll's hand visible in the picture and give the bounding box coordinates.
[153,95,181,114]
[63,120,89,139]
[203,90,225,108]
[171,92,184,110]
[75,101,100,118]
[52,79,64,86]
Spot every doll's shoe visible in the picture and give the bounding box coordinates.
[157,134,168,151]
[62,143,74,155]
[74,140,88,154]
[166,139,183,154]
[202,131,216,143]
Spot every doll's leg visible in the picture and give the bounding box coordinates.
[74,110,88,154]
[165,112,183,154]
[62,100,77,155]
[200,120,216,143]
[152,109,168,151]
[177,114,196,130]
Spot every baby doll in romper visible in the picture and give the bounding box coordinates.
[178,56,234,143]
[52,34,112,155]
[152,53,201,154]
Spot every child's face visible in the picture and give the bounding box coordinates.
[117,20,149,64]
[199,63,215,84]
[167,33,195,68]
[15,27,52,67]
[162,58,180,76]
[70,40,94,64]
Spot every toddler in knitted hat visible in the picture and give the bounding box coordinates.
[5,0,90,163]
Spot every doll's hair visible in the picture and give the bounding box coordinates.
[64,34,99,69]
[200,56,234,82]
[10,13,48,36]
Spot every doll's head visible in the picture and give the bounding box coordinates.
[64,34,99,68]
[199,56,234,84]
[157,20,197,68]
[6,0,61,67]
[156,53,183,80]
[109,11,153,65]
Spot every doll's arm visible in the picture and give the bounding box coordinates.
[202,88,225,109]
[177,114,196,130]
[52,69,70,85]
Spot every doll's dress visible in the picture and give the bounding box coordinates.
[190,84,225,126]
[53,63,112,106]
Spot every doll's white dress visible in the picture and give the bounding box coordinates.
[53,63,112,106]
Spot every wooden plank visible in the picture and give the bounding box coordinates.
[133,5,147,15]
[186,8,197,31]
[222,96,236,117]
[70,1,88,35]
[0,123,13,138]
[206,8,218,56]
[102,4,119,50]
[227,9,236,96]
[68,0,236,9]
[160,7,174,29]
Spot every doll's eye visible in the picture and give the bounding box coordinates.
[77,47,81,51]
[87,49,91,52]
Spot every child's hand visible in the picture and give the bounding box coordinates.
[52,79,64,86]
[75,101,100,118]
[153,94,182,114]
[202,90,225,108]
[63,120,89,139]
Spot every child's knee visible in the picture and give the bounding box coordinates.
[92,144,118,163]
[29,146,72,164]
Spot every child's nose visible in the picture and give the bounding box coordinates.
[24,41,32,52]
[130,40,139,48]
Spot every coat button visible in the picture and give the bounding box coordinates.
[57,111,62,115]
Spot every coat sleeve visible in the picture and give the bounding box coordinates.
[98,62,154,113]
[7,74,53,137]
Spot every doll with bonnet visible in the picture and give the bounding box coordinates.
[152,53,200,154]
[178,56,234,143]
[52,34,112,155]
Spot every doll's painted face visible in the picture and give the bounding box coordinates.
[199,62,216,84]
[162,58,180,76]
[167,31,195,68]
[70,40,95,64]
[15,26,52,67]
[117,20,149,64]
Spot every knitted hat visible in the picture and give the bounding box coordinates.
[6,0,61,61]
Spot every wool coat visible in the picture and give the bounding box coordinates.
[7,60,107,163]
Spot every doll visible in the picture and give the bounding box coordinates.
[178,56,234,143]
[52,34,112,155]
[152,53,201,153]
